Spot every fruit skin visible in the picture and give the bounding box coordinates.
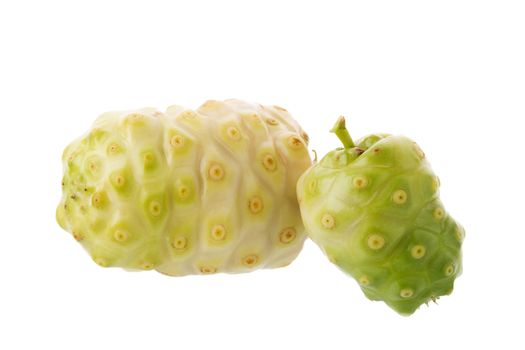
[57,99,311,276]
[296,117,464,315]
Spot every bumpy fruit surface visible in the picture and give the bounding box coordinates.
[297,117,464,315]
[57,99,311,276]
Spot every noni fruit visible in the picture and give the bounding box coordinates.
[56,99,311,276]
[296,117,464,315]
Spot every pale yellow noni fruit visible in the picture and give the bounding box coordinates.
[56,99,311,276]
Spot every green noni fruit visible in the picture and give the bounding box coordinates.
[57,99,311,276]
[296,117,464,315]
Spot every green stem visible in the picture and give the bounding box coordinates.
[330,116,355,148]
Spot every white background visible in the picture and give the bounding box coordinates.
[1,1,524,349]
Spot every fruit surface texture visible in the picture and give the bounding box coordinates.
[297,117,464,315]
[57,99,311,276]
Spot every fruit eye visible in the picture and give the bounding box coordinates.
[113,230,128,242]
[208,163,225,180]
[392,190,408,204]
[199,266,217,274]
[455,226,465,243]
[170,134,185,148]
[172,237,187,250]
[226,126,241,141]
[308,179,318,194]
[410,245,426,259]
[262,154,277,171]
[433,207,445,220]
[321,214,335,229]
[266,118,279,126]
[279,228,297,243]
[444,264,455,276]
[242,255,259,267]
[400,288,414,298]
[359,276,370,286]
[107,143,122,155]
[367,234,385,250]
[352,175,368,189]
[413,142,425,159]
[248,196,264,214]
[287,135,304,149]
[148,200,162,216]
[210,225,226,241]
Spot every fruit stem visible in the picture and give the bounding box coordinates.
[330,116,355,148]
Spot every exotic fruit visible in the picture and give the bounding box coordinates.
[56,99,311,276]
[297,117,464,315]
